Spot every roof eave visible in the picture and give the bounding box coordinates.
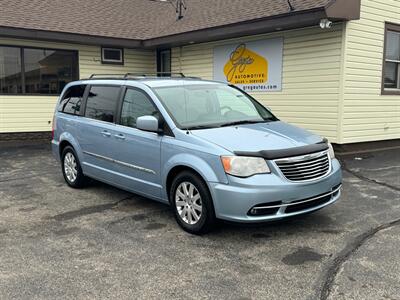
[0,0,361,49]
[143,9,326,48]
[143,0,361,49]
[0,26,142,48]
[325,0,361,20]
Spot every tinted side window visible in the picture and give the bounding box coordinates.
[85,86,120,122]
[58,85,86,115]
[121,89,159,128]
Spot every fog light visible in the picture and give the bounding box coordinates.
[250,208,257,215]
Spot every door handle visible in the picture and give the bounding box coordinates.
[101,131,111,137]
[114,133,126,140]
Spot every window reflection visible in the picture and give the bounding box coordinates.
[0,46,22,94]
[24,48,78,94]
[0,45,78,95]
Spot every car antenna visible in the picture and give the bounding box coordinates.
[150,0,187,20]
[287,0,294,11]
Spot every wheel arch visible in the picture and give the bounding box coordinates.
[58,133,83,163]
[163,154,227,202]
[59,140,73,157]
[166,165,207,202]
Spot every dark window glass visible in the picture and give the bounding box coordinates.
[157,49,171,76]
[0,46,22,94]
[384,28,400,92]
[384,62,398,89]
[85,86,120,123]
[24,48,78,94]
[121,89,159,128]
[58,85,86,115]
[102,48,123,64]
[386,31,400,61]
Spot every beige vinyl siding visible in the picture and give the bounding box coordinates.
[0,37,155,133]
[172,25,343,142]
[340,0,400,143]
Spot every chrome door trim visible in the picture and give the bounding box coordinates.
[83,151,156,174]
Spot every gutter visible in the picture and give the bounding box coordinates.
[143,8,327,48]
[0,26,142,48]
[143,0,361,49]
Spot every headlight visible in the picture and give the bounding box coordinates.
[328,142,335,159]
[221,156,270,177]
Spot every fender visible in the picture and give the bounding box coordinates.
[162,153,228,199]
[58,132,84,165]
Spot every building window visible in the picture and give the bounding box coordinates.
[24,48,78,94]
[0,46,23,94]
[157,49,171,76]
[101,47,124,65]
[383,23,400,94]
[0,45,78,95]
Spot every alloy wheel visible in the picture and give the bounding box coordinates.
[64,152,78,183]
[175,182,203,225]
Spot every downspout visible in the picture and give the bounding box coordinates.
[337,21,348,144]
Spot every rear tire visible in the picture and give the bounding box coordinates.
[61,146,87,188]
[170,171,216,234]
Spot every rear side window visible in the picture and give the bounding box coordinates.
[58,85,86,115]
[85,86,120,123]
[120,89,159,128]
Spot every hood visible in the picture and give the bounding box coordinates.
[190,121,324,153]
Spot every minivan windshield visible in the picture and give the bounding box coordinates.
[153,84,277,130]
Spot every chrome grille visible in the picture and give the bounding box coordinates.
[275,151,331,182]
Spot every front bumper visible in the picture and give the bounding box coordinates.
[209,158,342,222]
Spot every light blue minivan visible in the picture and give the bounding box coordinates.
[52,74,342,234]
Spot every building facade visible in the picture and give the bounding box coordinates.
[0,0,399,144]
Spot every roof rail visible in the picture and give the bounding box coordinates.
[88,72,187,79]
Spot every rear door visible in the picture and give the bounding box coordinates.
[109,87,163,199]
[76,85,121,182]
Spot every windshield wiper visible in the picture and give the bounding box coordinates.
[186,125,217,130]
[219,120,266,127]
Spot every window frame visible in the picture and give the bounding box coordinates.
[101,47,124,65]
[116,86,174,136]
[156,48,171,76]
[0,44,79,96]
[382,22,400,95]
[117,86,160,129]
[58,84,87,116]
[82,84,122,124]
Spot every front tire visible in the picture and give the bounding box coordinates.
[61,146,87,188]
[170,171,216,234]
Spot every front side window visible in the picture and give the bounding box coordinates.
[85,86,120,123]
[383,24,400,94]
[0,45,78,95]
[0,46,22,94]
[153,84,277,129]
[58,85,86,115]
[120,89,159,128]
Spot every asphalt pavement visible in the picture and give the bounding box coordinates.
[0,141,399,299]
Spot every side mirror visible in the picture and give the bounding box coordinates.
[136,115,161,133]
